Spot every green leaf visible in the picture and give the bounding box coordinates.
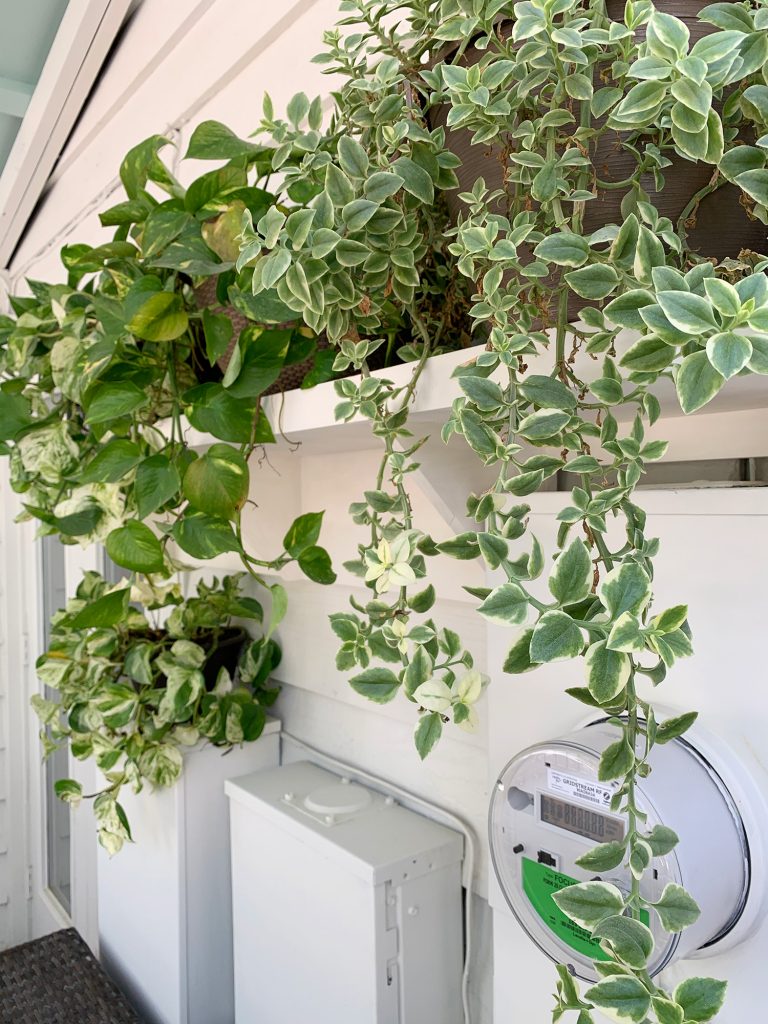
[414,712,443,759]
[676,351,725,413]
[184,120,265,160]
[120,135,172,198]
[477,582,528,625]
[268,583,288,637]
[135,455,181,519]
[646,824,679,856]
[565,264,620,300]
[518,409,571,439]
[651,997,685,1024]
[171,512,242,559]
[549,537,592,605]
[503,629,536,673]
[705,332,752,380]
[127,291,188,342]
[703,278,741,317]
[185,383,274,444]
[0,392,31,440]
[607,613,646,653]
[574,840,627,872]
[599,734,635,781]
[86,382,148,424]
[585,641,630,703]
[437,533,479,560]
[202,310,234,367]
[54,779,83,807]
[652,883,701,931]
[620,336,675,373]
[605,290,655,330]
[552,880,625,929]
[80,440,142,484]
[518,375,577,411]
[458,375,505,411]
[298,545,336,584]
[592,915,654,969]
[228,285,295,325]
[364,171,404,203]
[533,231,589,267]
[106,522,165,574]
[505,470,545,496]
[648,9,690,57]
[70,587,130,628]
[95,684,140,729]
[349,667,401,704]
[392,156,434,203]
[656,291,718,334]
[182,445,249,520]
[599,562,652,618]
[337,136,369,179]
[283,511,324,556]
[674,977,727,1022]
[477,533,509,569]
[342,198,378,231]
[655,710,698,743]
[736,168,768,206]
[584,975,651,1023]
[530,611,584,662]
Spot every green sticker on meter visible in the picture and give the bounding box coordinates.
[521,857,612,960]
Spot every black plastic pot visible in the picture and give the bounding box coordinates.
[199,627,248,690]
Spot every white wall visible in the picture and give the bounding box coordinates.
[6,3,768,1023]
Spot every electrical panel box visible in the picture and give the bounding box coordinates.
[226,761,464,1023]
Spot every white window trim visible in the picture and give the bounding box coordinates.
[0,0,134,268]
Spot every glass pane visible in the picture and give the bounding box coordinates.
[40,535,71,913]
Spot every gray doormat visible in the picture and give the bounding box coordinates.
[0,928,142,1023]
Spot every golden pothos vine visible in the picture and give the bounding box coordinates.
[244,0,768,1019]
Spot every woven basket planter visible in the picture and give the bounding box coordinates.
[428,0,765,326]
[194,277,326,395]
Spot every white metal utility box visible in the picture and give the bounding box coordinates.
[226,760,464,1023]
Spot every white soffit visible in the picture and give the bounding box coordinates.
[0,0,134,269]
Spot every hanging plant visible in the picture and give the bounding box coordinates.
[33,572,280,853]
[0,128,343,595]
[241,0,768,1019]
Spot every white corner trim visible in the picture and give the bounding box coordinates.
[0,0,134,270]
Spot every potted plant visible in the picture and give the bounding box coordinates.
[0,129,343,591]
[238,0,768,1018]
[33,570,280,854]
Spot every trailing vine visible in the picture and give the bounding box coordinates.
[245,0,768,1018]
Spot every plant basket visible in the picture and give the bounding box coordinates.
[430,0,766,273]
[194,277,328,394]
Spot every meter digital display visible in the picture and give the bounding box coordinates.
[540,794,624,844]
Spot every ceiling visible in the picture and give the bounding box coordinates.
[0,0,70,178]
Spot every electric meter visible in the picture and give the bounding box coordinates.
[489,719,752,981]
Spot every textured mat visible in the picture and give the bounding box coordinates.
[0,928,141,1023]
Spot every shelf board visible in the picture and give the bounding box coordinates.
[178,337,768,460]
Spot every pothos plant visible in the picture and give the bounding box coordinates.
[33,572,280,853]
[240,0,768,1020]
[0,121,340,595]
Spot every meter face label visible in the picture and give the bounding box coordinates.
[521,857,610,961]
[522,858,649,962]
[547,768,613,810]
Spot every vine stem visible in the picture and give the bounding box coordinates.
[625,667,642,919]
